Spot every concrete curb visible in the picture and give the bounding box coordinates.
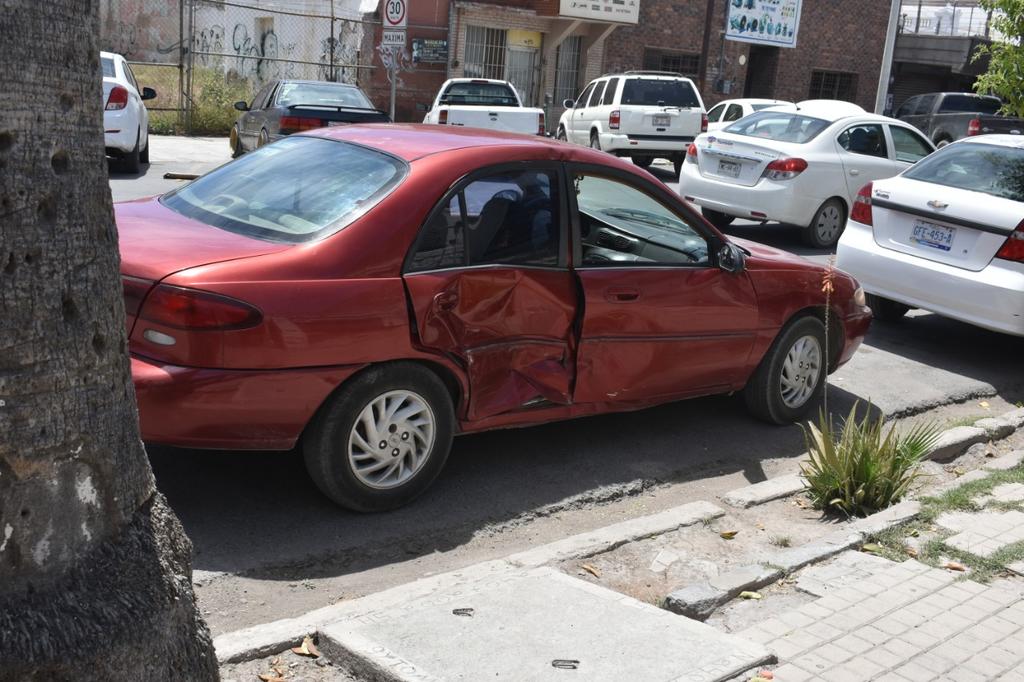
[722,473,805,509]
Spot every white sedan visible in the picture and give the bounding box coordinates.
[679,100,936,247]
[705,98,794,132]
[837,135,1024,336]
[101,51,155,173]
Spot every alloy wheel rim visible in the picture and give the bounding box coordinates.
[780,334,822,408]
[348,390,435,490]
[816,205,842,243]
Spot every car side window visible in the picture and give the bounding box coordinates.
[251,84,272,110]
[896,96,917,118]
[588,81,606,108]
[124,62,140,93]
[575,83,595,109]
[838,123,888,159]
[407,169,561,272]
[706,103,726,123]
[602,78,619,105]
[889,126,933,163]
[724,104,744,122]
[573,173,709,267]
[915,95,937,116]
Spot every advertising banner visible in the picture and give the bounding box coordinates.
[559,0,640,25]
[726,0,801,48]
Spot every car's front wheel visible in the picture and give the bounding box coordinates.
[701,208,735,229]
[230,125,243,157]
[802,198,846,249]
[556,126,567,141]
[303,363,455,512]
[866,293,909,322]
[743,316,826,424]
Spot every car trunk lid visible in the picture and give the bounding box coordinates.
[694,133,788,188]
[278,105,390,134]
[618,106,703,139]
[869,176,1019,271]
[442,106,543,135]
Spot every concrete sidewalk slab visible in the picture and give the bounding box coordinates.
[320,567,772,682]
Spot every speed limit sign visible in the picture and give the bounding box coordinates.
[384,0,407,29]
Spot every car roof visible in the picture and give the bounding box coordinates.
[959,134,1024,149]
[719,98,793,106]
[100,51,121,60]
[445,78,511,85]
[277,79,361,88]
[306,123,570,162]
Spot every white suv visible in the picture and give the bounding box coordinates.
[101,51,155,173]
[556,71,706,176]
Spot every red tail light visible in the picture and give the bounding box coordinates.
[138,285,262,331]
[686,142,698,163]
[122,276,154,317]
[701,113,708,133]
[967,118,982,136]
[279,116,324,134]
[996,219,1024,262]
[609,110,620,130]
[764,157,808,181]
[438,110,448,125]
[105,86,128,110]
[850,182,873,226]
[538,111,545,135]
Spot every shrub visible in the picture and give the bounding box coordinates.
[189,68,252,136]
[801,403,941,517]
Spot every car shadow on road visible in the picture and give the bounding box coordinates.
[106,160,150,179]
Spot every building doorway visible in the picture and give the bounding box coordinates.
[743,45,780,98]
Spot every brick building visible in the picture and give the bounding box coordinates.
[360,0,894,124]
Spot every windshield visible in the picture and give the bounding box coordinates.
[275,82,373,109]
[724,111,830,144]
[620,79,701,108]
[441,82,518,106]
[903,142,1024,202]
[161,137,407,243]
[938,95,1002,115]
[101,57,115,78]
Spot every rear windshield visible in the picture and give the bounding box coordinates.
[160,136,407,243]
[101,57,115,78]
[724,111,830,144]
[751,103,787,112]
[441,82,518,106]
[620,79,700,108]
[275,82,373,109]
[938,95,1002,115]
[903,142,1024,202]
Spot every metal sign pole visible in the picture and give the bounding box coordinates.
[390,58,397,120]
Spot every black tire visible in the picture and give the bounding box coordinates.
[633,156,653,168]
[121,129,141,173]
[303,363,455,512]
[743,316,827,425]
[139,135,149,164]
[230,125,243,157]
[866,293,909,323]
[257,128,269,148]
[802,198,846,249]
[701,208,735,229]
[590,131,601,150]
[556,126,567,141]
[673,156,683,177]
[935,137,952,148]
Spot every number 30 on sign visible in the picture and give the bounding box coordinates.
[385,0,407,28]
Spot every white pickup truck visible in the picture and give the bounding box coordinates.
[423,78,546,136]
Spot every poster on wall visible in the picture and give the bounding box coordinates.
[725,0,802,48]
[559,0,640,25]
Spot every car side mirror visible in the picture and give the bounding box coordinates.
[234,100,250,112]
[141,87,157,101]
[563,98,574,109]
[718,243,746,273]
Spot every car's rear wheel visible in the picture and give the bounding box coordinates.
[802,198,846,249]
[121,129,141,173]
[303,363,454,512]
[230,125,243,157]
[866,293,909,323]
[139,134,149,164]
[673,155,684,178]
[257,128,269,148]
[743,316,826,424]
[589,131,601,151]
[556,127,567,141]
[701,208,735,229]
[633,156,653,168]
[935,137,952,148]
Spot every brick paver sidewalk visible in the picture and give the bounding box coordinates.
[742,559,1024,681]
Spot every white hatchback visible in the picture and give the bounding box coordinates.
[705,98,794,132]
[837,135,1024,337]
[101,51,154,173]
[679,100,936,247]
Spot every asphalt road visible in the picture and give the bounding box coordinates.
[110,136,1024,634]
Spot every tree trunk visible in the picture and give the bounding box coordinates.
[0,1,218,680]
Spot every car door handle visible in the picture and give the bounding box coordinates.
[605,287,640,302]
[849,169,861,176]
[434,291,459,312]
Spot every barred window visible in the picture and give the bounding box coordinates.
[464,25,506,79]
[809,70,858,102]
[553,36,582,106]
[642,49,700,77]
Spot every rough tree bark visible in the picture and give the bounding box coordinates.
[0,1,219,680]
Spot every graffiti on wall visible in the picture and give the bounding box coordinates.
[317,20,360,82]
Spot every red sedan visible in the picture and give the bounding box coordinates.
[119,125,871,511]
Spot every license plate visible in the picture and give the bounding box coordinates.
[911,219,955,251]
[653,114,670,127]
[717,159,741,178]
[327,121,348,127]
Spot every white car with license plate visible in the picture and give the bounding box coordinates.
[705,98,794,132]
[836,135,1024,336]
[679,101,936,247]
[423,79,546,136]
[101,51,155,173]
